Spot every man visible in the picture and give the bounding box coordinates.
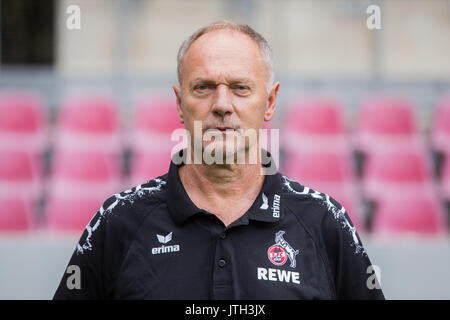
[54,21,384,299]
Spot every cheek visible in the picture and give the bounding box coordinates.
[236,97,266,126]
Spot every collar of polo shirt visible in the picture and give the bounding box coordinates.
[166,148,283,226]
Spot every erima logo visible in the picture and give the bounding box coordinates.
[260,193,281,218]
[260,193,269,210]
[272,194,280,218]
[152,232,180,255]
[157,232,172,244]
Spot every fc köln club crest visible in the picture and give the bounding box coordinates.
[267,231,299,268]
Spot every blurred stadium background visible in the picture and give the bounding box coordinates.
[1,0,450,299]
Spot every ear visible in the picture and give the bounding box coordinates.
[172,85,184,124]
[264,82,280,122]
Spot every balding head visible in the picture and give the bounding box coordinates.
[177,20,274,92]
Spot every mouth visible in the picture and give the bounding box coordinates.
[206,126,238,132]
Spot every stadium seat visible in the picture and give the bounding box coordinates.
[128,150,171,187]
[128,96,185,153]
[49,151,122,199]
[281,97,348,152]
[354,96,422,153]
[0,91,46,152]
[0,150,41,199]
[45,196,103,232]
[362,149,435,201]
[430,96,450,153]
[283,151,355,183]
[55,95,121,152]
[372,193,447,235]
[0,197,34,231]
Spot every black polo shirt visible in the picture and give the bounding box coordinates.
[53,150,384,300]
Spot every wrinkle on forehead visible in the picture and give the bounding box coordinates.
[181,29,268,88]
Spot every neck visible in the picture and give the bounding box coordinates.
[178,147,266,226]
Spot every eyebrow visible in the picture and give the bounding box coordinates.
[190,77,255,87]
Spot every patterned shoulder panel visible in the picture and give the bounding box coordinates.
[76,177,167,255]
[281,175,366,256]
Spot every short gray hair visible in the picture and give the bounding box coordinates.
[177,20,274,92]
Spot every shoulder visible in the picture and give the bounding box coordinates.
[76,174,168,255]
[279,174,366,256]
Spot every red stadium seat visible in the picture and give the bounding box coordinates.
[49,151,122,199]
[55,95,121,152]
[0,91,46,152]
[430,96,450,153]
[0,150,41,199]
[45,196,103,232]
[128,151,171,187]
[283,151,355,183]
[0,197,34,231]
[354,96,422,153]
[282,97,348,152]
[128,96,187,153]
[362,149,435,201]
[372,193,447,235]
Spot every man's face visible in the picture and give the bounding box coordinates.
[173,29,279,162]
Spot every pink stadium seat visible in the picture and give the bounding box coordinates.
[134,97,183,133]
[362,150,434,200]
[59,95,119,133]
[283,151,355,183]
[284,97,345,135]
[0,150,41,198]
[0,91,46,152]
[431,96,450,153]
[0,198,34,231]
[354,96,422,153]
[56,95,121,152]
[128,151,172,186]
[46,196,103,232]
[129,97,185,153]
[50,151,122,199]
[282,97,348,152]
[372,194,447,235]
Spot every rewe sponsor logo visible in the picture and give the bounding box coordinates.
[257,267,300,284]
[152,232,180,255]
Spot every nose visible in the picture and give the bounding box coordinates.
[211,84,233,118]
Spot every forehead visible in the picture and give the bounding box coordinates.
[182,29,266,81]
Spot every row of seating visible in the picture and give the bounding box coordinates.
[0,91,449,235]
[1,93,449,153]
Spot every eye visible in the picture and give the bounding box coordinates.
[193,84,213,94]
[232,84,251,96]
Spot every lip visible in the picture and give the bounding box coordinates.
[206,126,237,131]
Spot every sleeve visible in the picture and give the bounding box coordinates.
[321,196,385,300]
[52,208,108,299]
